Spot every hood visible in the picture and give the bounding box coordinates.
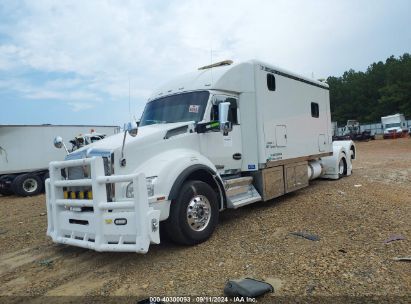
[68,122,193,156]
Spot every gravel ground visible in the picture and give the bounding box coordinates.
[0,138,410,303]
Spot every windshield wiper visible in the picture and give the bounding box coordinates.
[142,119,167,125]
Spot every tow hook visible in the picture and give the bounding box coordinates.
[152,219,159,232]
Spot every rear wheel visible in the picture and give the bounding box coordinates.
[0,175,14,196]
[11,174,43,196]
[164,180,219,245]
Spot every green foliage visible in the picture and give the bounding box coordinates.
[327,53,411,124]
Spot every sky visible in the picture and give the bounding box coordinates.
[0,0,410,126]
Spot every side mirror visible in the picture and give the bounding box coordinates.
[125,121,138,137]
[54,136,63,149]
[120,121,139,167]
[218,102,232,136]
[54,136,69,154]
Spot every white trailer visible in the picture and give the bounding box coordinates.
[0,125,120,196]
[381,113,408,138]
[45,60,355,253]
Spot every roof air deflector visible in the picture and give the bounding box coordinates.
[198,60,233,70]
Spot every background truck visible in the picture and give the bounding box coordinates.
[46,60,355,253]
[381,113,408,138]
[0,125,120,196]
[331,121,338,137]
[333,120,374,141]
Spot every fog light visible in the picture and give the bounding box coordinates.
[87,191,93,199]
[146,177,156,197]
[114,218,127,225]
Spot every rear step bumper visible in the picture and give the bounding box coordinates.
[45,157,160,253]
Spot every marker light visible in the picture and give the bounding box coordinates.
[87,191,93,199]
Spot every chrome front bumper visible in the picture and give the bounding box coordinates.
[45,157,160,253]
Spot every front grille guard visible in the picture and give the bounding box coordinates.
[46,157,160,253]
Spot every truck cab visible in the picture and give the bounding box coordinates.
[381,113,408,138]
[69,132,107,152]
[140,90,242,174]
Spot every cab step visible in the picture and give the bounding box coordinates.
[223,176,262,209]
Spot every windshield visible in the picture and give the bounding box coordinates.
[140,91,210,126]
[385,123,400,128]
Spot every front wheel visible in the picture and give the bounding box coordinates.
[164,180,219,245]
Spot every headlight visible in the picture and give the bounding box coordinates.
[126,176,157,198]
[126,182,134,198]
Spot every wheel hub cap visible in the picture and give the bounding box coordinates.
[186,195,211,232]
[23,178,38,193]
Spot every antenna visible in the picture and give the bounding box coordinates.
[128,74,131,120]
[210,47,213,83]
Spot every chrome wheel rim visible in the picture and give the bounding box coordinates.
[23,178,38,193]
[339,159,345,175]
[186,195,211,232]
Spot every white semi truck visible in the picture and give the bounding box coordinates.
[381,113,408,139]
[0,125,120,196]
[45,60,355,253]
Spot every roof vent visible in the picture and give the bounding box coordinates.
[198,60,233,70]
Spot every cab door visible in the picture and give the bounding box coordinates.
[200,95,242,174]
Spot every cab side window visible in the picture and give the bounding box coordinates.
[311,102,319,118]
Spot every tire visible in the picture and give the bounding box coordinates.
[164,180,219,245]
[0,175,14,196]
[11,174,43,196]
[338,157,347,179]
[42,171,50,183]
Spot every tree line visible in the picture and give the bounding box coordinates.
[327,53,411,125]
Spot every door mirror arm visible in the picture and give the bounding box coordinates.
[195,121,220,134]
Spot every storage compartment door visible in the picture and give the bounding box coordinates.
[285,161,309,193]
[263,166,285,200]
[275,125,287,147]
[285,165,296,193]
